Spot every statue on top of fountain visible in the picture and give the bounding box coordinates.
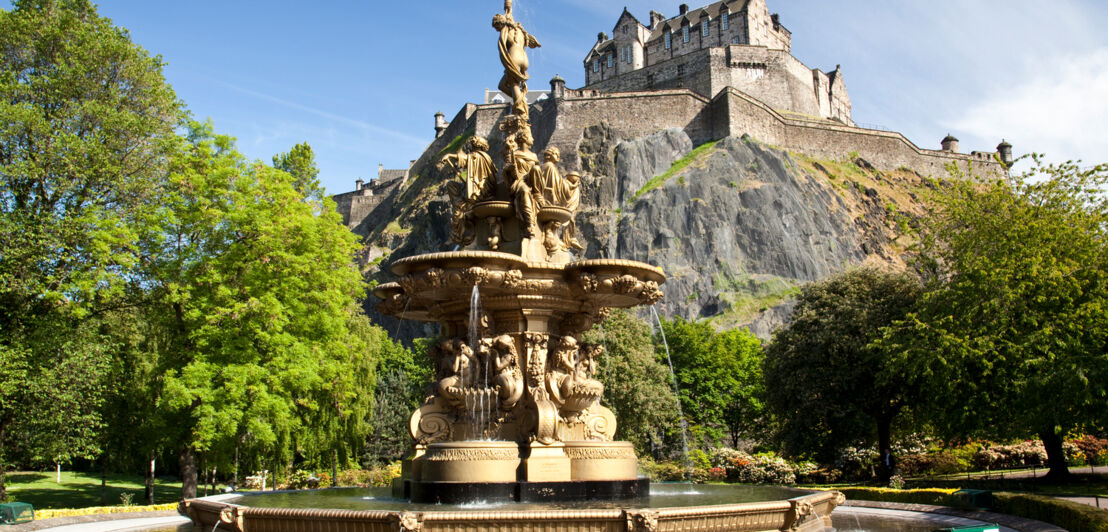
[437,0,580,263]
[493,0,540,119]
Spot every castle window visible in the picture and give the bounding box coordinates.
[664,31,671,49]
[732,36,740,44]
[607,54,613,68]
[593,58,600,72]
[722,12,729,30]
[625,45,632,63]
[683,25,690,43]
[702,18,710,37]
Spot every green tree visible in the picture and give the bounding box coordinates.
[362,337,431,467]
[763,267,922,479]
[584,310,681,458]
[658,318,764,449]
[144,122,367,498]
[884,159,1108,479]
[0,0,181,500]
[273,142,322,200]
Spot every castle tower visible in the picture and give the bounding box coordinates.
[434,111,447,138]
[941,134,960,153]
[997,140,1013,166]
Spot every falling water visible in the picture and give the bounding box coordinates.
[469,284,484,439]
[649,304,693,480]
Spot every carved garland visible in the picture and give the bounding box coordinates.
[422,448,520,462]
[564,447,636,460]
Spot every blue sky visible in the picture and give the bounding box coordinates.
[8,1,1108,194]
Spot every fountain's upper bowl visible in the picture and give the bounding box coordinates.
[374,251,665,323]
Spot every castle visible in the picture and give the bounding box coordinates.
[335,1,1011,227]
[583,0,852,125]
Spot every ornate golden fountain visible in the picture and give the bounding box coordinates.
[371,0,664,502]
[180,3,844,529]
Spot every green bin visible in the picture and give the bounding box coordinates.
[951,488,995,510]
[931,524,999,532]
[0,502,33,525]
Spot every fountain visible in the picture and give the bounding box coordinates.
[179,1,842,529]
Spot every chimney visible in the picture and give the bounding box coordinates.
[377,164,383,179]
[771,13,780,30]
[598,32,608,43]
[679,4,689,15]
[434,111,447,138]
[941,134,959,153]
[355,178,364,191]
[650,10,666,28]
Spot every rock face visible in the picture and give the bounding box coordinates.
[355,126,921,342]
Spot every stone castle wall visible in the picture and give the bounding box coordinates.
[434,85,1000,179]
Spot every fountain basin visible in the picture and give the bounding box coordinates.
[181,484,843,532]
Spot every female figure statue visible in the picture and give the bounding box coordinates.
[493,0,541,118]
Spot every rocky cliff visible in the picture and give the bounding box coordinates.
[353,126,930,343]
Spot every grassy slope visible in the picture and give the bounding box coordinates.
[6,471,193,509]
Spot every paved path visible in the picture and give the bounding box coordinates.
[834,505,1018,531]
[841,501,1066,532]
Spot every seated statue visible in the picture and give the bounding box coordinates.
[439,136,495,203]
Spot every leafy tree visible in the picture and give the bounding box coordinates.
[362,337,431,467]
[883,158,1108,479]
[144,122,367,498]
[0,0,181,500]
[273,142,322,200]
[584,310,681,458]
[657,318,764,449]
[763,267,922,480]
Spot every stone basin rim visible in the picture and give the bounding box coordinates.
[185,487,838,516]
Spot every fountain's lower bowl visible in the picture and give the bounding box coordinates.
[181,485,843,532]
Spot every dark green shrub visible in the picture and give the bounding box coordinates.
[993,492,1108,532]
[835,487,956,506]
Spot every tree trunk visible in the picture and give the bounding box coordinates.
[876,415,893,483]
[331,449,338,488]
[180,446,197,500]
[0,421,8,502]
[1040,430,1070,480]
[100,460,107,506]
[233,442,240,488]
[145,453,155,505]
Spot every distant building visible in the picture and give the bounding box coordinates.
[331,163,410,230]
[583,0,852,125]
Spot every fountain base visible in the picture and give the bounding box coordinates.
[408,477,651,504]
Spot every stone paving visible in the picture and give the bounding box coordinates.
[842,500,1066,532]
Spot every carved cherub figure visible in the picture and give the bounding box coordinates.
[546,336,578,405]
[492,335,524,411]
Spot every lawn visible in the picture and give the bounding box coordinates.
[5,471,196,509]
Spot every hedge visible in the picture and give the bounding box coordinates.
[34,503,178,520]
[824,487,957,506]
[991,492,1108,532]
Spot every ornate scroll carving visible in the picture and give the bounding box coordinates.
[583,405,617,441]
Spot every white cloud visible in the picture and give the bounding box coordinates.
[950,48,1108,165]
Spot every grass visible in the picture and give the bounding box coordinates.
[706,270,800,329]
[5,471,191,509]
[384,220,410,235]
[631,140,720,202]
